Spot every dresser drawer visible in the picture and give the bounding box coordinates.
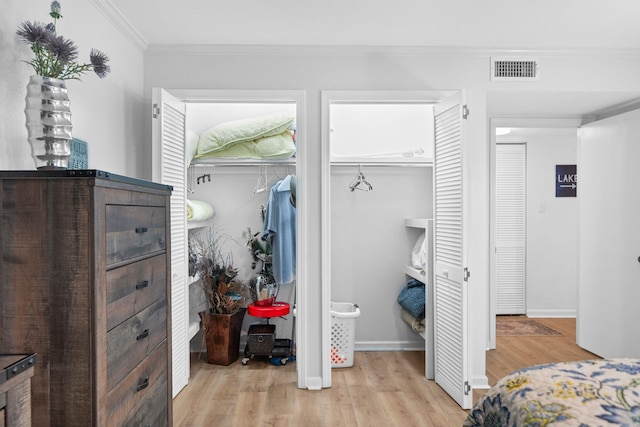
[106,205,166,266]
[107,341,168,427]
[107,298,167,390]
[119,382,169,427]
[106,254,167,330]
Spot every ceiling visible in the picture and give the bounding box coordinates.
[109,0,640,49]
[108,0,640,118]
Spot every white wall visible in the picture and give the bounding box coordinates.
[0,0,145,178]
[498,129,578,317]
[143,45,640,390]
[331,165,433,349]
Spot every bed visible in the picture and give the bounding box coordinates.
[463,358,640,426]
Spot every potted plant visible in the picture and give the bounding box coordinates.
[190,228,249,365]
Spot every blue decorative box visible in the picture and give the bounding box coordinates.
[69,138,88,170]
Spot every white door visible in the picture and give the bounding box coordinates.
[495,143,526,314]
[433,93,471,409]
[577,108,640,358]
[151,88,189,397]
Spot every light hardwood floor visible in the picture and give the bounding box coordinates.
[173,318,599,427]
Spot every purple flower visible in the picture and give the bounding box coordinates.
[15,2,111,80]
[89,49,111,78]
[47,35,78,64]
[16,21,51,46]
[50,1,62,20]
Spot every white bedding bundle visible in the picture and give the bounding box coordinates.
[186,199,215,222]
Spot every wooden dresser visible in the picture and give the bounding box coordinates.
[0,354,36,427]
[0,170,173,427]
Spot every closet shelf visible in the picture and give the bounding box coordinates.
[403,217,434,380]
[188,273,201,286]
[405,218,432,228]
[188,320,201,340]
[404,265,426,282]
[187,220,212,230]
[190,158,296,167]
[331,160,432,167]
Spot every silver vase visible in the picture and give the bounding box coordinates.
[25,75,72,170]
[249,270,278,306]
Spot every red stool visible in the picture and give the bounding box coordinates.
[247,301,290,318]
[242,302,291,365]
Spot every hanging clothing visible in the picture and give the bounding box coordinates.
[263,174,296,284]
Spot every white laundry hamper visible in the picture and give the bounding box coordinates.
[330,302,361,368]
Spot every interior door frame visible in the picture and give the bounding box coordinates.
[159,89,310,388]
[488,117,582,349]
[320,89,457,389]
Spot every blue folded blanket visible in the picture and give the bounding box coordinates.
[397,278,425,320]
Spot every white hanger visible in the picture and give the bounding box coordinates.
[253,165,268,193]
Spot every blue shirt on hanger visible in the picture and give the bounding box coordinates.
[263,174,296,284]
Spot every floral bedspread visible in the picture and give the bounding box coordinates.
[463,359,640,426]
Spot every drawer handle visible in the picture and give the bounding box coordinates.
[135,280,149,290]
[136,329,149,341]
[136,376,149,392]
[135,227,148,234]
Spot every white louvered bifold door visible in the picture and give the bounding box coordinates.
[152,88,189,397]
[433,93,471,409]
[495,143,526,315]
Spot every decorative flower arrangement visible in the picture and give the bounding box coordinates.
[16,1,111,80]
[242,205,278,306]
[190,228,248,315]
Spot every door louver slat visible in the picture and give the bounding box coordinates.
[495,144,526,314]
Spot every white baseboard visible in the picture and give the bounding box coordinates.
[354,341,425,352]
[526,309,576,318]
[304,377,323,391]
[472,374,490,390]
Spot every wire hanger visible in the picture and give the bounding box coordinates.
[254,165,269,194]
[187,168,195,194]
[349,164,373,192]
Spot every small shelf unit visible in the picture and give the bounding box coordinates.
[404,218,434,380]
[187,220,212,341]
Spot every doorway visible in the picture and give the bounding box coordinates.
[489,118,581,349]
[321,90,474,408]
[153,88,310,392]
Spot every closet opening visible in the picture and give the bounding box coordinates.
[321,91,438,388]
[153,89,308,394]
[187,101,298,356]
[322,90,474,408]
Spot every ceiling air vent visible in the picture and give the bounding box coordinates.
[491,57,539,81]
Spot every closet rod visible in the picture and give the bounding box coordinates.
[331,162,432,168]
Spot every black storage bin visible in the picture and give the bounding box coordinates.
[247,324,276,356]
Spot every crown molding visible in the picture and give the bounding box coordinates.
[91,0,148,53]
[144,43,640,58]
